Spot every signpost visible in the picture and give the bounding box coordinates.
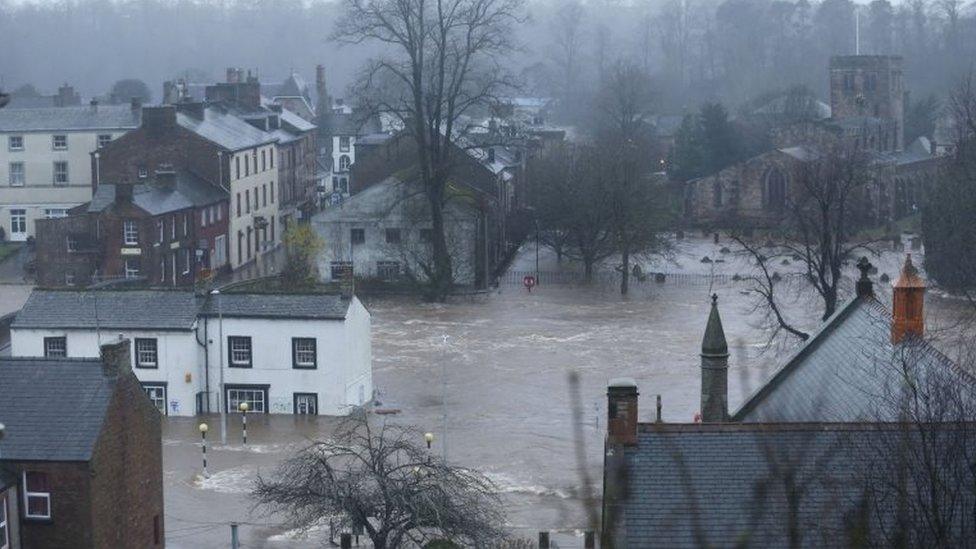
[523,275,537,292]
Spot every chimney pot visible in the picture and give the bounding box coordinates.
[607,378,639,446]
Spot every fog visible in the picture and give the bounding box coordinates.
[2,0,973,113]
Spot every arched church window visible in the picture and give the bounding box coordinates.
[764,167,787,212]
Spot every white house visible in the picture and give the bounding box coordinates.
[10,289,372,417]
[313,175,483,285]
[0,102,140,240]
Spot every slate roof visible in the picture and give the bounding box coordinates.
[0,357,116,461]
[87,171,227,215]
[733,296,974,422]
[200,292,350,320]
[609,422,974,548]
[12,289,200,330]
[177,106,276,151]
[0,105,141,132]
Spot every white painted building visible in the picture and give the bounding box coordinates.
[10,289,372,417]
[0,103,140,240]
[314,175,482,285]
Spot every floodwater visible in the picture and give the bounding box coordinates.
[157,237,974,547]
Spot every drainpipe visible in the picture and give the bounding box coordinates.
[194,312,211,413]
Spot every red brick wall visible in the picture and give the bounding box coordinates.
[7,462,94,548]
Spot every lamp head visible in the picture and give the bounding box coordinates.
[239,402,249,412]
[198,422,208,433]
[424,432,434,444]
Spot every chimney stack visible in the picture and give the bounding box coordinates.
[607,378,639,446]
[700,294,729,422]
[100,338,132,378]
[892,254,926,343]
[226,67,240,84]
[855,256,874,298]
[89,99,98,112]
[130,96,142,112]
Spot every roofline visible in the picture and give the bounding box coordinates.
[730,295,867,421]
[0,356,102,363]
[636,420,976,434]
[198,313,346,321]
[1,125,140,133]
[10,324,195,332]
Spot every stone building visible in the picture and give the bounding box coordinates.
[601,258,976,546]
[0,339,164,548]
[685,55,939,228]
[34,170,228,287]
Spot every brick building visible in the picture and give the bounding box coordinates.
[0,339,164,548]
[34,169,228,287]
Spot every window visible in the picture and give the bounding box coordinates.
[170,216,176,240]
[52,134,67,150]
[216,204,223,221]
[44,336,66,358]
[44,208,67,219]
[330,261,352,280]
[270,181,274,203]
[236,193,241,217]
[97,134,112,148]
[201,209,208,228]
[245,155,250,176]
[294,393,318,415]
[66,235,78,252]
[245,190,251,213]
[123,220,139,245]
[338,154,351,171]
[138,167,148,179]
[420,228,433,242]
[8,135,23,151]
[23,471,51,520]
[135,338,158,368]
[764,167,788,212]
[124,259,140,279]
[252,150,257,173]
[64,271,75,286]
[183,248,191,274]
[270,215,275,242]
[53,161,68,185]
[262,184,267,207]
[235,157,240,180]
[8,162,24,186]
[261,149,266,171]
[9,210,25,236]
[182,214,188,237]
[214,234,227,266]
[385,228,401,244]
[339,136,350,152]
[228,336,252,367]
[142,383,167,415]
[270,149,274,168]
[292,338,317,369]
[157,220,164,243]
[1,492,8,548]
[226,386,267,413]
[377,261,401,280]
[351,228,365,245]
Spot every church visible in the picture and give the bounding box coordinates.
[685,55,941,228]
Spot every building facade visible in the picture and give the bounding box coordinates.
[10,289,373,417]
[0,102,139,241]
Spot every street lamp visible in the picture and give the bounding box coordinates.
[211,289,226,445]
[0,421,6,460]
[239,401,249,445]
[198,423,210,478]
[424,432,434,449]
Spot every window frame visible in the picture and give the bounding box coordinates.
[124,259,140,279]
[291,337,317,369]
[43,336,67,358]
[8,135,23,152]
[293,392,318,415]
[22,471,51,521]
[225,384,269,413]
[52,161,69,186]
[97,134,112,148]
[228,336,252,368]
[141,382,168,415]
[350,228,365,245]
[123,219,139,246]
[52,134,67,150]
[135,338,159,369]
[8,162,24,187]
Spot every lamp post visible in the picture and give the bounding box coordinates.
[0,421,6,460]
[424,432,433,464]
[199,423,210,478]
[239,401,249,445]
[212,289,226,445]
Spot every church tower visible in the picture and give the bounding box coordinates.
[829,55,905,151]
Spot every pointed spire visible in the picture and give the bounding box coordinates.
[894,253,925,289]
[701,294,729,358]
[892,254,926,343]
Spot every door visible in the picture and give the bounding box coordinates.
[9,209,26,241]
[294,393,318,415]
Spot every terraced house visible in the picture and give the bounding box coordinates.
[0,100,140,241]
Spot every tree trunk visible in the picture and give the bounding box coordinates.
[427,183,454,302]
[620,249,630,295]
[584,257,594,284]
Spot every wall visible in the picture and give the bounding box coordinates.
[228,144,280,269]
[10,328,202,416]
[201,305,372,415]
[4,462,94,548]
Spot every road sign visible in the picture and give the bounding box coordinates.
[523,275,537,292]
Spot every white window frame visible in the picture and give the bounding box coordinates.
[124,259,140,279]
[1,492,9,549]
[52,134,67,150]
[171,215,176,239]
[8,162,24,187]
[123,220,139,245]
[135,338,158,368]
[44,208,67,219]
[64,270,75,286]
[214,234,227,266]
[97,134,112,148]
[22,471,51,520]
[44,336,66,358]
[226,387,266,413]
[157,220,164,243]
[53,161,69,186]
[142,383,167,415]
[8,135,23,151]
[9,210,26,235]
[182,213,188,236]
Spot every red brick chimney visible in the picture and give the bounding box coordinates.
[607,378,639,446]
[892,254,926,344]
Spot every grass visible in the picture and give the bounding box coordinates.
[0,242,20,263]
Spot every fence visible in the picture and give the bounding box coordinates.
[503,269,742,288]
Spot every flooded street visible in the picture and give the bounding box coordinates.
[153,238,976,546]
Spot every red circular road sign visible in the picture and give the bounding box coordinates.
[523,275,537,290]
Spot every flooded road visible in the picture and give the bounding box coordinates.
[157,237,975,547]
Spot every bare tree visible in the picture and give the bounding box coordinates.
[253,411,506,548]
[732,141,876,340]
[333,0,524,301]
